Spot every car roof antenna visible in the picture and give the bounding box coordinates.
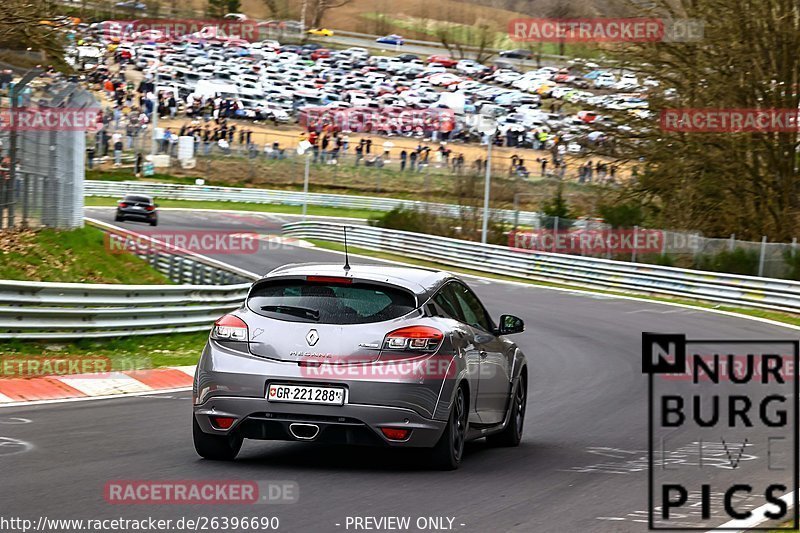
[343,226,351,272]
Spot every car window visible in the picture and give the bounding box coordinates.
[124,195,152,204]
[433,284,463,322]
[247,279,416,324]
[448,282,493,332]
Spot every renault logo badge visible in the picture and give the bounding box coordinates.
[306,329,319,346]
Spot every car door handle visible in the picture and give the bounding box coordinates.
[479,350,488,358]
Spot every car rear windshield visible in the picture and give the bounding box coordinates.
[247,279,417,324]
[124,196,152,204]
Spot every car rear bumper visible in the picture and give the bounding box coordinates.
[194,396,447,447]
[193,341,459,447]
[117,208,156,220]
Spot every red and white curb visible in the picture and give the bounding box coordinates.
[0,365,196,406]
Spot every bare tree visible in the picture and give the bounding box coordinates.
[607,0,800,240]
[307,0,352,29]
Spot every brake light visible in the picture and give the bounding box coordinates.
[212,314,248,341]
[118,202,128,208]
[210,416,236,429]
[380,427,411,440]
[145,205,155,211]
[384,326,443,351]
[306,276,352,284]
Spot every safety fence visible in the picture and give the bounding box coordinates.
[281,221,800,314]
[84,180,542,226]
[0,219,257,340]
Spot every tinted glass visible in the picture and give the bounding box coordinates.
[124,195,152,204]
[248,280,416,324]
[438,282,493,332]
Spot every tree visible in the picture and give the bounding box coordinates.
[305,0,352,29]
[435,22,498,63]
[207,0,239,18]
[606,0,800,240]
[0,0,68,67]
[540,183,574,229]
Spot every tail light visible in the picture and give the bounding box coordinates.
[212,314,248,342]
[383,326,443,352]
[145,205,155,211]
[118,202,128,208]
[210,416,236,430]
[380,427,411,441]
[307,275,352,284]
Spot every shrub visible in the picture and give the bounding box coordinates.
[694,248,760,276]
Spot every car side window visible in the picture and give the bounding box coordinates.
[433,284,464,322]
[449,282,493,333]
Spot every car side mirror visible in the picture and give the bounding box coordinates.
[498,314,524,335]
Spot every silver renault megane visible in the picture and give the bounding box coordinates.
[192,263,528,469]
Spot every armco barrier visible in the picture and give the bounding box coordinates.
[84,181,542,226]
[281,221,800,314]
[0,220,259,340]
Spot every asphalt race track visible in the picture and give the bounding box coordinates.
[2,208,797,532]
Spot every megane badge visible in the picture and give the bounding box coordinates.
[306,329,319,346]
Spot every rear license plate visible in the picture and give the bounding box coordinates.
[267,384,345,405]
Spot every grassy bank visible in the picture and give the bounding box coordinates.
[0,226,172,284]
[0,331,207,370]
[85,159,605,215]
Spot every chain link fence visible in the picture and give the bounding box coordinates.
[510,216,800,279]
[0,76,99,230]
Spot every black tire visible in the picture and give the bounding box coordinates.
[193,417,242,460]
[150,219,158,227]
[430,385,468,470]
[115,214,123,222]
[487,375,527,447]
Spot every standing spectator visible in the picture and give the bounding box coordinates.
[168,94,177,119]
[409,150,417,171]
[399,150,407,171]
[113,137,123,167]
[134,152,143,177]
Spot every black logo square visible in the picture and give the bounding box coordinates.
[642,332,686,374]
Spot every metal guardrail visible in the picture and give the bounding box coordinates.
[282,221,800,314]
[0,220,258,340]
[84,181,542,226]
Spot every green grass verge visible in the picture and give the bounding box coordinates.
[84,196,381,219]
[0,331,207,371]
[307,239,800,328]
[0,226,172,284]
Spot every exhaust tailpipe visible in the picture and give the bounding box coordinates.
[288,423,320,440]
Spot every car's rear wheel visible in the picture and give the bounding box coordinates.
[193,417,243,460]
[430,385,468,470]
[487,375,526,447]
[115,213,123,222]
[150,219,158,227]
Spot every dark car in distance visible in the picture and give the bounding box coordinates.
[115,194,158,226]
[499,49,533,60]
